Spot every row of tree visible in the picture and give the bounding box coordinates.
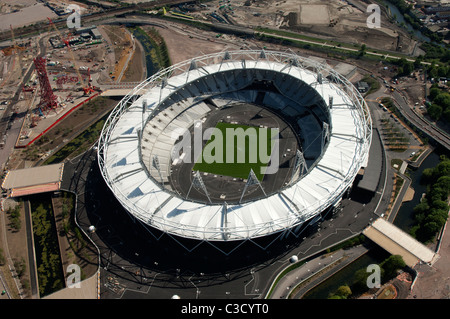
[31,197,65,296]
[7,204,21,232]
[411,156,450,243]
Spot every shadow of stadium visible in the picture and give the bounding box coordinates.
[76,155,319,288]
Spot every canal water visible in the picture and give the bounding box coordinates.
[301,148,445,299]
[381,0,431,43]
[302,246,390,299]
[393,151,441,232]
[130,28,160,79]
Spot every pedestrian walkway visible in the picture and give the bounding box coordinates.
[363,218,437,267]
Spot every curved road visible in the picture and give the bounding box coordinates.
[390,90,450,151]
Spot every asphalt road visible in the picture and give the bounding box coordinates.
[391,89,450,151]
[0,35,47,170]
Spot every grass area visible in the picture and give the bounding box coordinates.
[393,174,405,199]
[266,260,307,299]
[43,113,109,165]
[255,27,411,61]
[192,122,276,181]
[362,74,381,96]
[391,158,403,169]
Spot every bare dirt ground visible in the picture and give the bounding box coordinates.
[150,25,240,65]
[121,35,145,82]
[100,25,135,82]
[409,222,450,299]
[198,0,416,55]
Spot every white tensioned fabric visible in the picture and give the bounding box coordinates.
[97,50,372,242]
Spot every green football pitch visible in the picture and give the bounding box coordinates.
[192,122,277,181]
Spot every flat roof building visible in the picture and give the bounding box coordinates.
[2,163,64,197]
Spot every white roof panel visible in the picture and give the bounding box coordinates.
[99,51,371,241]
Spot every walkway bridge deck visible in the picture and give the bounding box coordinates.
[363,218,439,267]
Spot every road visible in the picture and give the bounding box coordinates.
[390,89,450,151]
[0,35,47,170]
[269,245,368,299]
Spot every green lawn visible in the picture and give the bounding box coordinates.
[192,122,276,181]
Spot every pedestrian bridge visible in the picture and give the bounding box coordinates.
[363,218,439,267]
[101,89,140,97]
[99,82,143,97]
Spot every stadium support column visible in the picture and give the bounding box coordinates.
[290,149,307,185]
[158,78,167,105]
[187,171,212,204]
[239,169,266,204]
[142,99,147,131]
[152,155,164,185]
[317,72,323,85]
[321,122,330,154]
[221,202,230,241]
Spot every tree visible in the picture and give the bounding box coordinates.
[429,87,441,100]
[434,92,450,109]
[329,285,352,299]
[427,103,442,120]
[359,44,366,57]
[352,268,372,293]
[380,255,405,281]
[413,201,429,224]
[429,66,438,79]
[421,167,435,184]
[336,285,352,298]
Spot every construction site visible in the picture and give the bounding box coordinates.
[165,0,418,55]
[0,18,143,165]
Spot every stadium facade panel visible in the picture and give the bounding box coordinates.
[97,50,372,243]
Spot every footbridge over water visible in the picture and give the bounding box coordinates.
[363,218,439,267]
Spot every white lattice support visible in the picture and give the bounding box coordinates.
[152,155,164,185]
[321,122,330,153]
[290,149,308,184]
[239,169,266,203]
[187,171,212,204]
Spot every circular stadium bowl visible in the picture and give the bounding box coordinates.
[97,50,372,243]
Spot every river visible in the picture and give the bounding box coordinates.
[381,0,431,43]
[129,27,160,79]
[302,246,390,299]
[393,150,442,232]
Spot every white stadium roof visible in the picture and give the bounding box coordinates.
[97,50,372,242]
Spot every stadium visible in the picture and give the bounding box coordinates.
[97,50,372,254]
